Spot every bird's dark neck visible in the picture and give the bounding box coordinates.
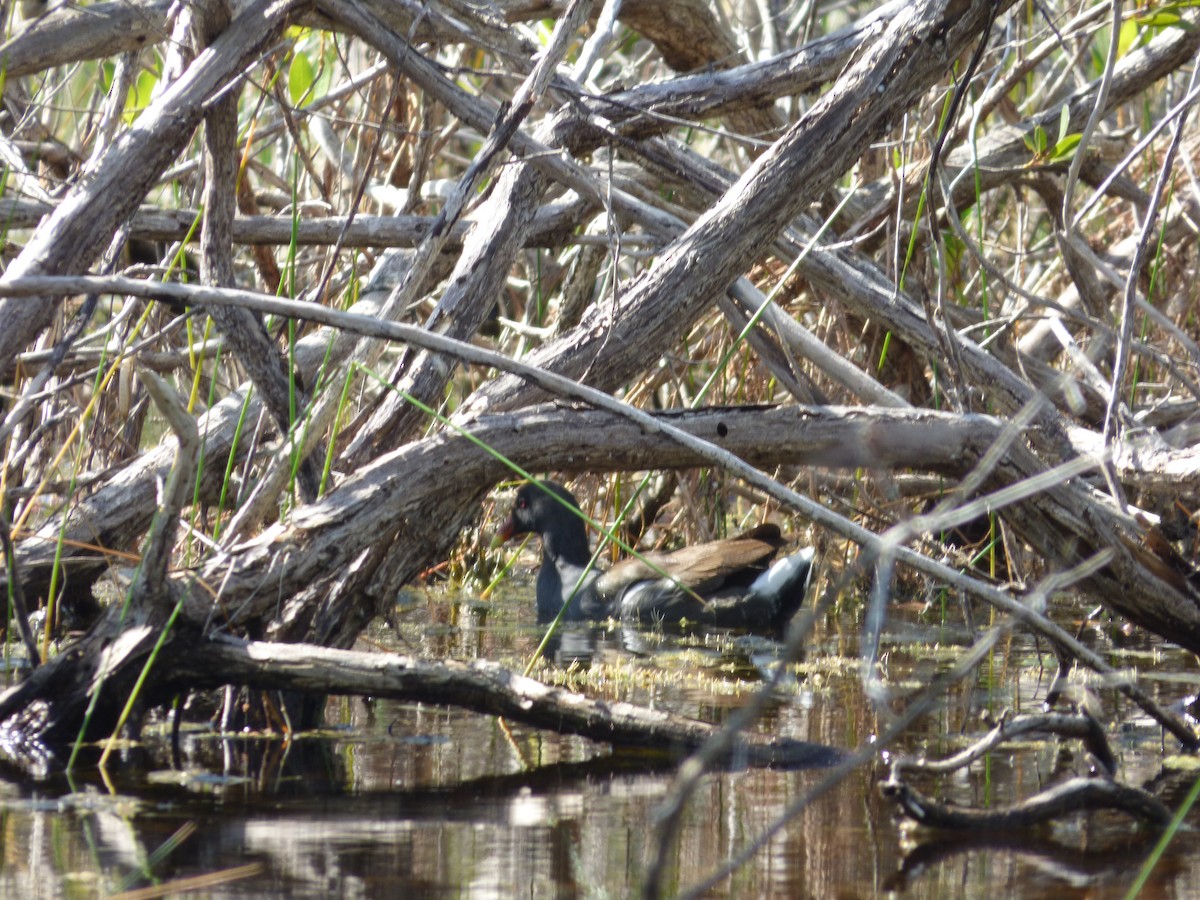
[541,520,592,568]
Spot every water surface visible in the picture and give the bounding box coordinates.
[0,587,1194,897]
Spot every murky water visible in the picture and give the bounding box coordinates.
[0,586,1197,898]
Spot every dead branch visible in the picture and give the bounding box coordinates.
[0,199,590,250]
[133,371,200,602]
[881,776,1173,830]
[0,0,306,375]
[178,636,844,768]
[0,509,39,666]
[891,711,1118,780]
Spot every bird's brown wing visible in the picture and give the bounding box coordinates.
[596,524,784,597]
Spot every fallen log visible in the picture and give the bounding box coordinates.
[0,630,843,776]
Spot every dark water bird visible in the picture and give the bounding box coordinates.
[496,481,815,629]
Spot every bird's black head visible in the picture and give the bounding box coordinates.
[496,481,591,564]
[498,481,578,537]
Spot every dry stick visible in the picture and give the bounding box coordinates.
[890,711,1118,778]
[573,0,894,132]
[572,0,622,84]
[0,0,174,77]
[342,160,561,459]
[920,0,1001,411]
[0,272,1190,751]
[0,197,593,249]
[883,775,1173,830]
[0,0,305,375]
[728,277,909,408]
[82,50,138,175]
[192,0,323,501]
[0,0,529,78]
[96,369,201,767]
[1103,65,1200,455]
[1072,77,1200,227]
[1062,0,1124,230]
[129,371,201,605]
[341,0,599,459]
[224,0,597,537]
[461,1,1030,431]
[0,509,40,666]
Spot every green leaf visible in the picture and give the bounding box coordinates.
[1057,103,1070,147]
[288,51,314,107]
[1050,133,1083,164]
[1135,11,1183,28]
[125,68,158,123]
[1117,18,1140,56]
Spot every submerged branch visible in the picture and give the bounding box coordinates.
[881,775,1174,830]
[175,636,843,769]
[882,710,1171,830]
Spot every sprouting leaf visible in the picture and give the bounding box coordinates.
[288,51,315,107]
[1057,103,1071,147]
[1134,11,1183,28]
[125,68,158,123]
[1050,133,1083,164]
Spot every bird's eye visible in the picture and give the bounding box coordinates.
[516,497,527,509]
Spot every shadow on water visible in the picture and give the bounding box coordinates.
[886,831,1169,896]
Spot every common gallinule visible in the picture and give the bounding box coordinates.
[497,481,815,629]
